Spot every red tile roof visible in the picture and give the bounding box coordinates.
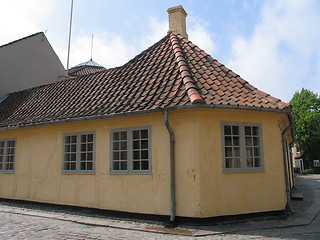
[68,65,105,77]
[0,33,291,128]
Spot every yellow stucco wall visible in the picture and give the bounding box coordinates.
[0,108,290,218]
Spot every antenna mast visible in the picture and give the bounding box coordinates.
[90,34,94,60]
[66,0,74,77]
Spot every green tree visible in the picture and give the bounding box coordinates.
[290,88,320,168]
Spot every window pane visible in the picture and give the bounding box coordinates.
[120,141,127,150]
[81,134,87,142]
[233,137,240,146]
[225,147,232,157]
[87,162,93,170]
[245,126,251,135]
[225,136,232,146]
[87,134,93,142]
[234,147,240,157]
[245,137,252,146]
[120,151,127,160]
[254,147,260,156]
[246,147,253,157]
[133,161,140,170]
[141,150,148,159]
[234,158,241,168]
[113,132,119,141]
[113,142,119,150]
[71,153,76,161]
[254,158,261,167]
[133,140,140,149]
[133,130,140,139]
[71,144,76,152]
[81,162,86,170]
[65,136,70,144]
[87,153,93,160]
[141,161,149,170]
[113,161,120,170]
[253,137,259,146]
[81,144,87,151]
[71,162,76,170]
[226,158,233,168]
[232,126,239,135]
[247,158,253,167]
[65,145,71,153]
[120,131,127,140]
[71,136,77,143]
[0,142,4,148]
[141,140,148,149]
[252,127,258,135]
[141,130,148,139]
[120,161,127,170]
[224,126,231,135]
[87,143,93,151]
[65,154,70,161]
[113,152,119,160]
[133,151,140,160]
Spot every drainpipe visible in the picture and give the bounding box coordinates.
[282,124,293,213]
[164,110,176,224]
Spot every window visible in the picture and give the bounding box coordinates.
[111,126,151,174]
[63,132,95,173]
[0,139,16,173]
[222,122,263,172]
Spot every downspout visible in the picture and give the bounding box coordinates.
[164,110,176,224]
[282,124,293,213]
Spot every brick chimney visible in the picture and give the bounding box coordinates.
[167,5,188,39]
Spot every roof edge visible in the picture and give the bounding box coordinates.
[0,104,292,130]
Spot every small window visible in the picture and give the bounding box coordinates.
[0,139,16,173]
[222,122,264,172]
[63,132,95,174]
[111,126,151,174]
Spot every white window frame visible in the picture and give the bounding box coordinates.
[62,131,96,174]
[110,126,152,174]
[221,122,264,172]
[0,139,16,173]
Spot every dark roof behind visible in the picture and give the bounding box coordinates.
[0,33,290,129]
[68,59,105,77]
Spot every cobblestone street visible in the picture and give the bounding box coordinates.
[0,174,319,239]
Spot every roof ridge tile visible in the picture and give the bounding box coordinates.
[169,33,205,104]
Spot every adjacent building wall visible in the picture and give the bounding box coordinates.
[0,33,66,99]
[0,109,290,218]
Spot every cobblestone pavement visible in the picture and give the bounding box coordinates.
[0,174,319,239]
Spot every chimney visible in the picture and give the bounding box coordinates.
[167,5,188,39]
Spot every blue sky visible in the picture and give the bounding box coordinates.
[1,0,319,102]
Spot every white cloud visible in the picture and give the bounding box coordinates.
[55,32,137,69]
[0,0,55,45]
[227,0,320,102]
[189,17,216,55]
[139,17,167,49]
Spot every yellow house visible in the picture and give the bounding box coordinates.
[0,6,293,222]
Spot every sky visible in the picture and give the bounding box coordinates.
[1,0,319,103]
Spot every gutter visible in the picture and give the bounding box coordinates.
[281,123,293,213]
[163,110,176,224]
[1,104,292,130]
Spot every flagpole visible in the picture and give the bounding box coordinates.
[66,0,74,77]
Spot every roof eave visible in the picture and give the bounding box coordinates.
[0,104,291,130]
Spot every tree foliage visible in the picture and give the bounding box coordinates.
[290,88,320,167]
